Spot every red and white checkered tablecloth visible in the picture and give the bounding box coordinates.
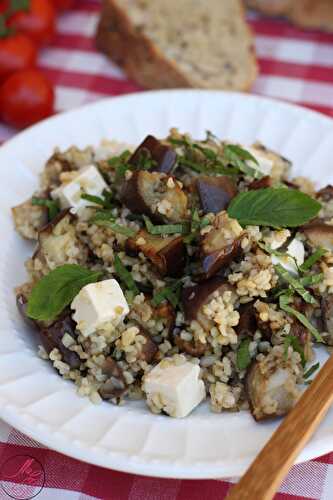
[2,1,333,498]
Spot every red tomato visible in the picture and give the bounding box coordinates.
[7,0,56,46]
[52,0,75,10]
[0,34,37,82]
[0,69,54,129]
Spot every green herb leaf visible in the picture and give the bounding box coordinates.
[275,263,318,305]
[31,196,60,221]
[108,150,132,179]
[26,265,103,322]
[236,338,252,371]
[304,362,320,380]
[223,144,262,179]
[143,215,190,236]
[299,273,323,287]
[151,279,183,308]
[283,335,306,367]
[81,189,113,209]
[299,248,326,272]
[279,295,323,343]
[93,219,136,237]
[114,255,139,295]
[228,188,321,228]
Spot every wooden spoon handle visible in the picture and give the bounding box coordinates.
[226,355,333,500]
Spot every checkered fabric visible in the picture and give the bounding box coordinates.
[1,1,333,498]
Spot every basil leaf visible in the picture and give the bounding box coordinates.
[304,362,320,380]
[236,338,252,371]
[223,144,261,179]
[283,335,306,367]
[143,215,190,236]
[275,264,318,305]
[228,188,321,228]
[114,255,139,295]
[299,248,326,272]
[26,265,103,322]
[31,196,60,221]
[279,295,323,343]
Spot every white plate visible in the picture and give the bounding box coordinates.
[1,89,333,479]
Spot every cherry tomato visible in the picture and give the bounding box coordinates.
[7,0,56,46]
[0,33,37,81]
[0,69,54,129]
[52,0,75,10]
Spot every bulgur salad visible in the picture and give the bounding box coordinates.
[12,130,333,420]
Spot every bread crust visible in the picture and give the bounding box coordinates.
[96,0,258,91]
[247,0,333,33]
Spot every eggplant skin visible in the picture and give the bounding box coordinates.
[248,176,272,190]
[121,170,188,223]
[202,239,242,279]
[245,357,300,422]
[129,135,177,174]
[316,184,333,202]
[99,358,127,400]
[196,176,236,214]
[126,230,185,277]
[139,331,158,363]
[182,277,232,323]
[302,222,333,251]
[236,303,257,338]
[40,313,81,369]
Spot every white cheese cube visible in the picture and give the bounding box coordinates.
[272,238,305,276]
[143,358,205,418]
[71,279,129,337]
[247,147,274,176]
[51,165,107,213]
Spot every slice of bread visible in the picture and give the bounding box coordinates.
[247,0,333,33]
[96,0,258,91]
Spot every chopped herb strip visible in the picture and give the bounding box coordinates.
[236,338,252,371]
[169,137,191,147]
[300,248,326,272]
[223,144,262,179]
[205,130,220,143]
[31,196,60,220]
[26,264,103,322]
[151,280,183,308]
[143,215,190,236]
[228,188,321,228]
[108,150,132,179]
[114,255,139,295]
[283,335,306,367]
[90,210,116,222]
[184,210,211,244]
[178,157,207,173]
[93,219,136,237]
[81,189,113,209]
[279,294,323,343]
[299,273,323,287]
[257,241,286,258]
[136,149,157,170]
[304,362,320,380]
[193,143,218,161]
[275,264,318,305]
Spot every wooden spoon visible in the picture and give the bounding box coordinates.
[226,354,333,500]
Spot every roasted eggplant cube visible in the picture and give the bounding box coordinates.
[129,135,177,174]
[12,197,48,240]
[139,331,158,363]
[121,170,188,223]
[127,230,185,277]
[34,210,89,273]
[40,313,81,369]
[201,211,243,278]
[236,303,257,338]
[302,222,333,251]
[99,358,127,400]
[248,176,273,190]
[196,176,236,214]
[246,356,300,421]
[182,277,233,331]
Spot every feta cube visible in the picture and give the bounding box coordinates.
[71,279,129,337]
[51,165,107,213]
[143,357,205,418]
[247,147,274,176]
[272,238,305,275]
